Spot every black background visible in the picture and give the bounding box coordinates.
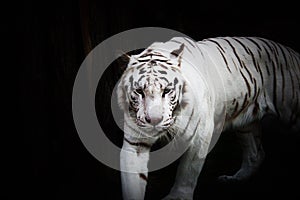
[22,0,300,199]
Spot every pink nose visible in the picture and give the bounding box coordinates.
[145,115,163,125]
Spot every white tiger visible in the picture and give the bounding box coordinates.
[117,36,300,200]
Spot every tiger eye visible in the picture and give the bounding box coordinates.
[135,88,145,98]
[162,88,171,97]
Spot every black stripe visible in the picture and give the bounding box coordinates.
[150,51,162,55]
[270,40,280,56]
[231,58,239,70]
[129,75,134,89]
[183,37,196,48]
[137,58,151,62]
[182,82,188,94]
[233,94,249,118]
[232,98,236,105]
[137,75,145,82]
[124,137,152,149]
[255,88,261,100]
[136,63,145,69]
[151,53,165,57]
[223,38,244,69]
[170,100,177,105]
[158,63,169,70]
[139,173,148,181]
[258,39,272,61]
[139,68,147,74]
[247,47,259,72]
[265,61,271,76]
[288,68,295,100]
[271,60,280,116]
[153,59,170,62]
[246,37,262,51]
[207,39,225,53]
[292,56,300,87]
[290,94,299,123]
[194,117,201,133]
[270,43,281,70]
[262,40,281,81]
[232,101,239,117]
[293,54,300,68]
[287,48,300,88]
[233,37,250,54]
[253,97,260,116]
[137,55,151,60]
[217,47,232,73]
[242,60,254,83]
[277,44,288,69]
[159,77,169,83]
[158,70,167,74]
[171,67,180,72]
[259,38,277,57]
[246,37,262,58]
[129,101,136,111]
[174,77,179,86]
[257,61,264,85]
[240,93,249,112]
[253,78,257,100]
[240,69,251,97]
[280,63,285,103]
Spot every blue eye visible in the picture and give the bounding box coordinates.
[162,88,171,97]
[135,89,145,98]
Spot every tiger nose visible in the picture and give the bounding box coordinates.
[145,115,163,125]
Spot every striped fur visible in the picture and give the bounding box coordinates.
[118,37,300,200]
[191,37,300,132]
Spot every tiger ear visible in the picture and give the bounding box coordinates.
[116,50,137,70]
[116,50,131,64]
[116,49,130,59]
[170,44,184,67]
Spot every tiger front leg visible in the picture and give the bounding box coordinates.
[162,145,207,200]
[120,138,151,200]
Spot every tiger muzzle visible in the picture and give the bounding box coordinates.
[145,96,163,126]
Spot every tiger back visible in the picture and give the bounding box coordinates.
[118,36,300,200]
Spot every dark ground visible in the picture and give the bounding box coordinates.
[21,0,300,199]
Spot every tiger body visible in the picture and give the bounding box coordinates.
[206,37,300,130]
[118,37,300,200]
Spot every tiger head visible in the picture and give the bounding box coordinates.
[118,44,188,136]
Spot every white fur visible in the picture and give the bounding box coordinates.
[118,37,300,200]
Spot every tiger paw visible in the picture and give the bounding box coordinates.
[162,194,192,200]
[217,175,240,184]
[162,196,191,200]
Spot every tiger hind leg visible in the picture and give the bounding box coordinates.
[290,117,300,133]
[218,122,265,183]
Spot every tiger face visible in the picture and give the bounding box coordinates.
[118,45,187,136]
